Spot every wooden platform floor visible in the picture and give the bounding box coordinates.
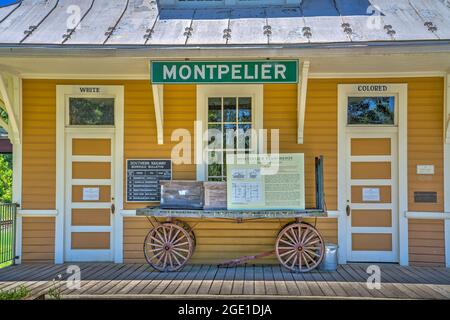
[0,263,449,300]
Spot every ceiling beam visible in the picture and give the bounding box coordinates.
[152,84,164,145]
[0,72,20,144]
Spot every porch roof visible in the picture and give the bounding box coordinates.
[0,0,449,48]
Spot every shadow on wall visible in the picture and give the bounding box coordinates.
[155,0,376,20]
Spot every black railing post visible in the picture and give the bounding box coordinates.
[0,203,18,266]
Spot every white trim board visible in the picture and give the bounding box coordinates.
[12,77,22,264]
[18,210,58,217]
[444,73,450,268]
[405,212,450,220]
[297,61,309,144]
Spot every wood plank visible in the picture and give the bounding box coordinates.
[96,264,146,295]
[78,264,130,295]
[197,265,218,295]
[290,270,314,297]
[116,265,156,295]
[208,267,227,295]
[28,264,100,298]
[374,265,423,299]
[61,263,119,295]
[301,269,325,297]
[161,265,196,295]
[243,264,255,295]
[136,268,173,294]
[326,267,361,298]
[315,270,347,297]
[219,266,236,295]
[231,266,245,295]
[350,264,399,299]
[383,265,445,299]
[0,264,62,291]
[148,267,183,295]
[279,267,301,296]
[308,271,338,297]
[271,266,289,296]
[262,265,277,295]
[335,265,374,298]
[177,265,207,295]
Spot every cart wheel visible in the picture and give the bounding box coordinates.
[143,222,194,272]
[275,222,325,273]
[174,220,196,250]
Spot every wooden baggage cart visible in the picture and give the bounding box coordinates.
[136,157,328,273]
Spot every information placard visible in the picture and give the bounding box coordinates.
[126,159,172,202]
[226,153,305,210]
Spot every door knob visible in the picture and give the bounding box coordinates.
[111,203,115,214]
[346,204,351,216]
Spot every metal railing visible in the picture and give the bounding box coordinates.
[0,203,17,265]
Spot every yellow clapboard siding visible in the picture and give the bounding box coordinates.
[21,217,55,263]
[408,219,445,266]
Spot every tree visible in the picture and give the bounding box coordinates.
[0,154,12,203]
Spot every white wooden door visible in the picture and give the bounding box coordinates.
[346,132,399,262]
[65,132,115,261]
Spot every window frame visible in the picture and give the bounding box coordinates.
[65,94,116,128]
[206,96,255,181]
[346,92,399,128]
[196,84,263,181]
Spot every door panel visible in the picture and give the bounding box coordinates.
[351,210,392,227]
[347,134,398,262]
[65,134,114,261]
[72,185,111,202]
[351,186,391,203]
[72,162,111,179]
[352,234,392,251]
[351,162,391,179]
[351,138,391,156]
[72,139,111,155]
[71,209,111,226]
[71,232,111,250]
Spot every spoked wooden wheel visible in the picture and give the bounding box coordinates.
[143,222,194,272]
[275,223,325,273]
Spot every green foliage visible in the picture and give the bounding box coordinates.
[348,97,395,125]
[69,98,114,125]
[0,285,29,300]
[47,285,61,300]
[0,154,12,203]
[0,108,8,123]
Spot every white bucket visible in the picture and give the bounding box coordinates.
[319,243,338,272]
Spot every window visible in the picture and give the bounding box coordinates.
[207,96,253,181]
[347,96,395,125]
[68,98,115,126]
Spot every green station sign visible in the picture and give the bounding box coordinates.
[150,60,299,84]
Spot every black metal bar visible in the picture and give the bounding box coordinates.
[315,156,324,211]
[0,203,17,266]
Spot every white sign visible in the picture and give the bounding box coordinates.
[362,188,380,202]
[227,153,305,210]
[416,165,434,175]
[82,187,100,201]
